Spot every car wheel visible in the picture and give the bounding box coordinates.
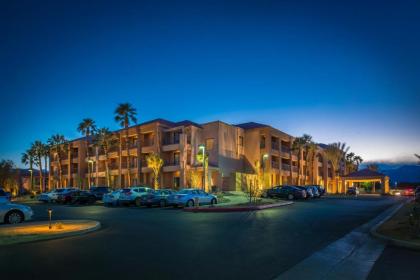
[186,200,194,208]
[287,194,294,200]
[210,198,217,205]
[135,198,142,207]
[160,200,166,208]
[5,210,24,224]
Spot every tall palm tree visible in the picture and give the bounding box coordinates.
[114,103,137,187]
[94,128,116,188]
[31,141,47,192]
[21,149,35,191]
[292,134,312,185]
[325,142,350,193]
[345,152,355,173]
[77,118,97,189]
[47,134,67,188]
[304,141,318,184]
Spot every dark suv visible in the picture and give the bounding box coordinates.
[266,186,307,200]
[89,186,110,200]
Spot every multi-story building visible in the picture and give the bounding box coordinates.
[49,118,343,193]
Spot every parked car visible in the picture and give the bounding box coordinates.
[118,186,155,206]
[89,186,110,200]
[313,185,326,196]
[296,186,313,198]
[167,189,217,207]
[0,188,11,202]
[103,189,124,206]
[56,189,79,204]
[70,191,97,205]
[266,186,307,200]
[0,201,33,224]
[308,186,320,198]
[38,188,70,203]
[140,189,175,207]
[347,187,360,196]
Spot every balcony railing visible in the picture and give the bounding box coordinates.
[165,159,180,166]
[282,164,290,171]
[271,143,279,150]
[281,147,290,153]
[271,161,279,169]
[292,166,298,173]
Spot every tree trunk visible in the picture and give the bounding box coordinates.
[29,162,33,192]
[118,133,122,188]
[85,136,91,189]
[125,127,131,187]
[38,157,44,193]
[57,156,62,188]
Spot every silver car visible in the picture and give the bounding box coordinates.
[167,189,217,207]
[0,200,34,224]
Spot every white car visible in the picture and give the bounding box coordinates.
[167,188,217,207]
[118,187,155,206]
[0,200,33,224]
[38,188,75,203]
[103,189,123,206]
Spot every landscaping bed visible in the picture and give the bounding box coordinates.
[376,200,420,247]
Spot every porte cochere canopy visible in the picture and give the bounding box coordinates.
[342,169,390,194]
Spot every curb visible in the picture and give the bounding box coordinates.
[0,220,101,246]
[370,199,420,251]
[183,201,293,212]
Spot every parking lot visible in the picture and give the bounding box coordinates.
[0,195,404,280]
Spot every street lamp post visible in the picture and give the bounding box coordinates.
[262,153,269,189]
[198,144,206,191]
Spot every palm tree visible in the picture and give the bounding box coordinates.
[94,128,116,188]
[345,152,355,173]
[353,155,363,170]
[47,134,67,188]
[325,142,350,193]
[146,153,164,189]
[21,149,35,191]
[304,141,318,184]
[31,141,47,192]
[77,118,97,189]
[292,134,312,185]
[114,103,137,187]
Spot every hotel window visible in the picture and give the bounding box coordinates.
[239,136,244,147]
[206,138,215,150]
[260,135,266,149]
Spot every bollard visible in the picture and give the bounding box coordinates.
[48,208,53,229]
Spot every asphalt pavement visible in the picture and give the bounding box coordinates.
[0,196,405,280]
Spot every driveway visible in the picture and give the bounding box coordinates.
[0,196,403,280]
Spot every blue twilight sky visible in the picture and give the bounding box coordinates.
[1,0,419,167]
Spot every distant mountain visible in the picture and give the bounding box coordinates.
[359,163,420,186]
[381,165,420,185]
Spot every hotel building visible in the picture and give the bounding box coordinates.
[49,119,341,192]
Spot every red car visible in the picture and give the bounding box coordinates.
[402,188,415,196]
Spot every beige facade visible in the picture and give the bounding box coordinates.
[49,119,340,192]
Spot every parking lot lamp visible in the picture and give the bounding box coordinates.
[262,153,269,188]
[198,144,206,191]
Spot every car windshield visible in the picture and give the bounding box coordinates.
[122,189,132,193]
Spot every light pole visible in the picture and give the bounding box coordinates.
[262,153,269,189]
[198,144,206,191]
[88,159,94,189]
[28,169,33,192]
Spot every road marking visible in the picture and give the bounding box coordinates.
[274,203,402,280]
